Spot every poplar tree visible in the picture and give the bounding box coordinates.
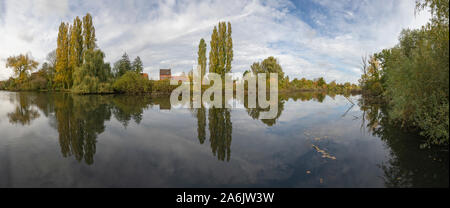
[68,17,83,88]
[217,22,226,76]
[209,26,219,74]
[208,22,233,77]
[197,38,207,80]
[225,22,233,73]
[83,13,96,52]
[55,22,69,89]
[70,16,83,68]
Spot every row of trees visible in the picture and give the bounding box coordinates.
[2,19,359,96]
[194,21,234,86]
[359,0,449,147]
[1,13,155,94]
[208,22,233,77]
[54,13,115,93]
[54,14,97,89]
[242,56,359,93]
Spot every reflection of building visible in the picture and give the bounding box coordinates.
[160,69,171,80]
[159,102,171,110]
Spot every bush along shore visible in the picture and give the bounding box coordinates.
[358,0,449,148]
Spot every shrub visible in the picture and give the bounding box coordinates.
[151,79,178,94]
[113,71,151,94]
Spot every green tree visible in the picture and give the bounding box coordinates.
[197,38,207,81]
[113,52,132,78]
[55,22,70,89]
[72,49,113,94]
[209,22,233,77]
[225,22,233,73]
[69,17,83,72]
[249,56,286,88]
[209,26,219,74]
[316,77,326,89]
[82,13,96,52]
[359,0,449,147]
[132,56,144,73]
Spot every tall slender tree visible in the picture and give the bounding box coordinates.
[69,17,83,68]
[197,38,207,81]
[208,22,233,77]
[55,22,69,89]
[209,26,218,74]
[217,22,226,76]
[82,13,96,52]
[225,22,233,73]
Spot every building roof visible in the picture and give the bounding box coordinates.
[160,69,171,75]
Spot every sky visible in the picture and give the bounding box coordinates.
[0,0,431,83]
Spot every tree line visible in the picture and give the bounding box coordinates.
[2,17,359,96]
[196,23,358,95]
[0,13,153,94]
[359,0,448,147]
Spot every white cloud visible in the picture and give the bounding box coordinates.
[0,0,430,83]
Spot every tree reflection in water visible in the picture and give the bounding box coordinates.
[54,94,111,165]
[7,93,40,125]
[358,95,449,187]
[208,107,232,161]
[6,91,448,185]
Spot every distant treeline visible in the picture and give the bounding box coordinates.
[359,0,449,147]
[2,14,359,96]
[240,56,360,94]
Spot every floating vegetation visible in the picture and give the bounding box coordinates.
[312,144,336,160]
[304,130,331,141]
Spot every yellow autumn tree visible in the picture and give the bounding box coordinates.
[82,13,96,52]
[69,16,83,74]
[5,54,39,83]
[55,22,70,89]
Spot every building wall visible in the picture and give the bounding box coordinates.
[160,75,171,80]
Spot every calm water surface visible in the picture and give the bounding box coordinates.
[0,91,447,187]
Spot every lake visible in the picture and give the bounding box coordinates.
[0,91,447,187]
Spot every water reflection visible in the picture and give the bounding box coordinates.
[1,91,447,187]
[7,93,40,125]
[208,108,232,161]
[358,95,449,187]
[54,94,111,165]
[242,96,284,127]
[111,95,152,127]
